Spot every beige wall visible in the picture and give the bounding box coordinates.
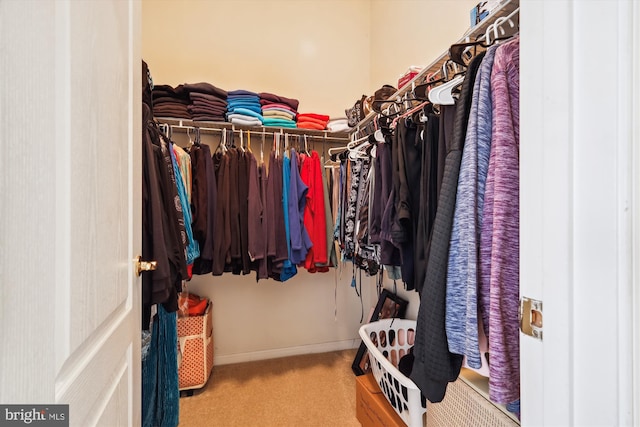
[369,0,478,93]
[142,0,371,118]
[143,0,482,363]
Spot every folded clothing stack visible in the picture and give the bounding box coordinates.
[259,92,299,128]
[152,84,191,119]
[226,89,263,126]
[326,117,350,133]
[184,82,228,122]
[296,113,330,130]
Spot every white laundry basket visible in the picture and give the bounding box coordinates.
[359,318,426,427]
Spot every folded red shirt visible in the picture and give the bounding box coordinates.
[296,121,326,130]
[297,116,328,127]
[297,113,330,122]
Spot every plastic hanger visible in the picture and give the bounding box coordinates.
[428,74,465,105]
[348,141,370,160]
[194,127,201,146]
[260,130,265,164]
[186,127,194,145]
[428,60,465,105]
[272,133,279,158]
[215,128,228,154]
[237,130,243,152]
[347,133,375,160]
[372,96,403,117]
[373,128,385,143]
[327,145,348,159]
[304,134,311,156]
[449,39,488,67]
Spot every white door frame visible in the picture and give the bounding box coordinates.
[520,0,640,425]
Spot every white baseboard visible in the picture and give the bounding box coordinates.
[213,339,361,366]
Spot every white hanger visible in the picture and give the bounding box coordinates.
[348,140,370,160]
[428,74,465,105]
[347,132,372,160]
[485,16,507,45]
[239,130,245,152]
[346,133,370,149]
[327,146,347,156]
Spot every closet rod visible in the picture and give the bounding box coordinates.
[351,0,520,137]
[155,118,350,143]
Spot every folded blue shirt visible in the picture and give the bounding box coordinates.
[263,117,296,127]
[228,89,259,97]
[227,103,262,114]
[226,112,264,123]
[227,95,260,102]
[226,107,263,120]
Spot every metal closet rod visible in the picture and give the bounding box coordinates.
[155,118,350,142]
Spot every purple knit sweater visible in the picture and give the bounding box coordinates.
[479,37,520,404]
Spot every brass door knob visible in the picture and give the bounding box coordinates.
[135,255,157,276]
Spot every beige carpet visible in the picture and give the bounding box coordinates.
[178,349,361,427]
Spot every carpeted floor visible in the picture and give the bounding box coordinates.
[178,349,360,427]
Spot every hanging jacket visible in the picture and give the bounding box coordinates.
[410,51,486,404]
[301,151,328,270]
[446,45,498,370]
[479,37,520,405]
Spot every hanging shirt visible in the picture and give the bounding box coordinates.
[321,164,338,268]
[169,143,200,267]
[343,156,364,259]
[376,137,402,267]
[413,113,440,294]
[212,151,231,276]
[257,163,270,279]
[446,45,498,370]
[238,151,251,275]
[288,149,312,265]
[280,152,297,281]
[189,144,208,246]
[247,152,266,270]
[192,143,217,275]
[301,151,328,271]
[410,51,486,404]
[479,37,520,405]
[142,105,184,329]
[394,118,422,291]
[173,144,192,204]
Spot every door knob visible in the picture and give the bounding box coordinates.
[134,255,157,276]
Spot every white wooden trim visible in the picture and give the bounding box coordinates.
[632,2,640,425]
[54,0,72,378]
[615,2,635,424]
[520,0,574,424]
[521,0,639,424]
[213,339,361,366]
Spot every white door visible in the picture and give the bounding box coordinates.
[520,1,640,425]
[0,1,142,426]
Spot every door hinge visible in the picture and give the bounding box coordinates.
[519,296,543,340]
